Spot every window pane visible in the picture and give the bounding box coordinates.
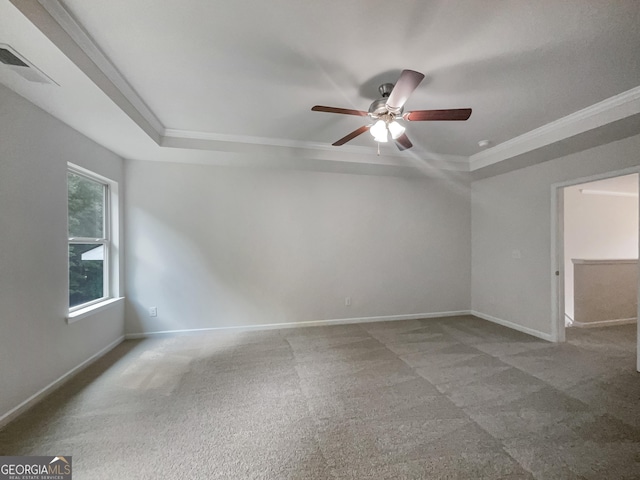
[68,172,104,238]
[69,244,104,308]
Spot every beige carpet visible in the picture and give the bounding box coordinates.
[1,315,639,479]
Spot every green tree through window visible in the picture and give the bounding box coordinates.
[68,171,108,308]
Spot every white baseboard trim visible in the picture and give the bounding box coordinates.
[124,310,472,339]
[470,310,553,342]
[0,336,124,430]
[571,317,637,328]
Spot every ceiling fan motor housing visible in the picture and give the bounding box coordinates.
[368,83,402,118]
[378,83,394,97]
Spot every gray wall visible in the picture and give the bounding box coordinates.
[471,133,640,340]
[125,160,472,334]
[0,85,125,422]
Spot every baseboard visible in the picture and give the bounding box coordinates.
[0,336,124,430]
[470,310,553,341]
[571,317,637,328]
[564,313,575,326]
[125,309,556,342]
[124,310,472,339]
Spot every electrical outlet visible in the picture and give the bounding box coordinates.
[149,306,158,317]
[345,296,352,306]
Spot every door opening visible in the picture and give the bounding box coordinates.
[553,170,640,371]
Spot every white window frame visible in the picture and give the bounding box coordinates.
[67,165,112,313]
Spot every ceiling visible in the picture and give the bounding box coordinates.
[572,173,639,195]
[2,0,640,174]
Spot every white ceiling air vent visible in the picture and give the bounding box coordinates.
[0,44,57,84]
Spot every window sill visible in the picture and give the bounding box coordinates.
[67,297,124,324]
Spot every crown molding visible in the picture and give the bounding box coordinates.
[579,189,638,198]
[162,129,471,171]
[36,0,164,134]
[164,128,375,153]
[9,0,163,142]
[470,85,640,171]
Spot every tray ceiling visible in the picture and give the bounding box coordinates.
[2,0,640,173]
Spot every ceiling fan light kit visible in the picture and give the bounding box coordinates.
[387,120,405,140]
[311,69,472,151]
[370,119,389,142]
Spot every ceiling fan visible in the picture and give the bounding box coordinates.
[311,70,472,151]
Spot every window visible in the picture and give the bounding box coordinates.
[67,168,110,310]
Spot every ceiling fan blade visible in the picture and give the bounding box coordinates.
[404,108,472,121]
[312,105,368,116]
[385,70,425,111]
[395,133,413,151]
[332,125,371,146]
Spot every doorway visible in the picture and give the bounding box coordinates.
[553,169,640,372]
